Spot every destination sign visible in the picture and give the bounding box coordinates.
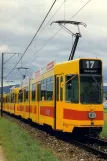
[79,59,102,75]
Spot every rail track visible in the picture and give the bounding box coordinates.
[70,136,107,159]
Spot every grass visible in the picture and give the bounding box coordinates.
[101,110,107,137]
[101,122,107,138]
[104,108,107,113]
[0,117,59,161]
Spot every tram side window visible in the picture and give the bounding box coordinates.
[11,94,14,103]
[6,96,7,103]
[32,83,36,101]
[8,96,11,103]
[24,87,28,102]
[41,79,46,101]
[56,77,59,101]
[18,90,23,102]
[60,76,63,101]
[66,75,79,103]
[47,76,53,101]
[6,96,9,103]
[15,94,17,103]
[7,96,10,103]
[37,83,41,101]
[10,95,12,103]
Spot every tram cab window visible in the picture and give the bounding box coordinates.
[66,74,79,103]
[32,83,36,101]
[80,75,102,104]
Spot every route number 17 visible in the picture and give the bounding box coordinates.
[86,61,95,68]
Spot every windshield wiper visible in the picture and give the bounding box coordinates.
[90,74,102,90]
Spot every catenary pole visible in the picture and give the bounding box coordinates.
[0,53,20,116]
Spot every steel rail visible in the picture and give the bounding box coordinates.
[88,136,107,146]
[71,138,107,159]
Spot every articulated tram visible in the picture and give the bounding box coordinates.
[2,58,104,136]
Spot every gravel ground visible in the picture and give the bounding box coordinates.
[3,114,107,161]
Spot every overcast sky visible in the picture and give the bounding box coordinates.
[0,0,107,86]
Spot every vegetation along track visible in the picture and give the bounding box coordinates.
[2,113,107,161]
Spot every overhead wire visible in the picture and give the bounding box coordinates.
[69,0,91,20]
[24,28,61,65]
[4,0,92,78]
[36,0,67,38]
[0,53,16,68]
[4,53,16,65]
[24,0,92,65]
[4,0,57,78]
[23,0,68,64]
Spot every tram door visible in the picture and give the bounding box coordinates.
[55,74,64,130]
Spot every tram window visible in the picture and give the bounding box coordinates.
[15,94,17,103]
[10,95,12,103]
[43,79,46,84]
[32,83,36,101]
[18,90,23,102]
[24,87,28,102]
[6,96,7,103]
[8,96,11,103]
[11,94,14,103]
[41,84,46,101]
[66,75,79,103]
[46,76,53,101]
[47,76,53,83]
[56,77,59,101]
[10,94,14,103]
[80,75,102,104]
[60,76,63,101]
[37,83,41,101]
[6,96,9,103]
[41,79,46,101]
[47,82,53,101]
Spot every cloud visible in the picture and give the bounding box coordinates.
[0,44,10,53]
[0,0,107,85]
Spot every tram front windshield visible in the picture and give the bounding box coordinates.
[80,75,102,104]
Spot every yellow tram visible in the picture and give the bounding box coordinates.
[3,58,104,136]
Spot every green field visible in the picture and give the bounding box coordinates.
[0,117,59,161]
[104,109,107,113]
[101,122,107,138]
[0,116,107,161]
[101,109,107,137]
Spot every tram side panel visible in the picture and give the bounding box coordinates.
[30,82,39,123]
[37,76,55,128]
[17,89,24,118]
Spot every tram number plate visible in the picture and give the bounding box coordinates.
[88,112,96,119]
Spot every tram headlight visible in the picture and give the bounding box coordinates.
[88,112,96,119]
